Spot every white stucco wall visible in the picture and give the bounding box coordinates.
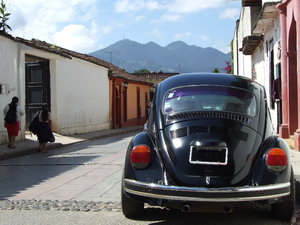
[0,35,111,144]
[233,29,238,75]
[20,48,111,135]
[54,57,110,135]
[0,36,26,143]
[234,3,281,133]
[254,21,281,98]
[235,7,253,78]
[252,44,265,84]
[252,17,281,130]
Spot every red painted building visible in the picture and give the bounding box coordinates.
[278,0,300,150]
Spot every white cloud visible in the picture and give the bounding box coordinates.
[6,0,238,54]
[99,25,113,34]
[174,33,211,46]
[167,0,224,13]
[219,8,240,19]
[114,0,137,12]
[211,39,232,53]
[52,22,112,53]
[114,0,162,13]
[152,14,182,23]
[174,32,192,40]
[114,0,227,14]
[146,1,161,10]
[151,29,163,38]
[8,0,103,53]
[199,35,210,42]
[174,33,210,41]
[52,24,98,53]
[134,15,146,22]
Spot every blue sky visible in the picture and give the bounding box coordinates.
[8,0,241,54]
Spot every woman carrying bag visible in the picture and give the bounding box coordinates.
[34,104,55,153]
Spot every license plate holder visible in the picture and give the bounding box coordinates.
[189,146,228,165]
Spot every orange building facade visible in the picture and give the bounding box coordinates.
[109,76,152,129]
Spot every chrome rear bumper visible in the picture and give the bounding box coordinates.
[124,179,290,202]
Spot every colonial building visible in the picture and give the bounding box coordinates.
[0,33,151,144]
[233,0,282,133]
[233,0,300,151]
[0,33,110,143]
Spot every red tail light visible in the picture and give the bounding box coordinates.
[266,148,288,172]
[130,145,151,169]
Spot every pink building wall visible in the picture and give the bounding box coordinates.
[278,0,300,150]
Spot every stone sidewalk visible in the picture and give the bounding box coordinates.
[0,126,299,201]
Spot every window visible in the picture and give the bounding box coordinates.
[163,86,256,116]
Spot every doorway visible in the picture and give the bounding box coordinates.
[25,55,51,127]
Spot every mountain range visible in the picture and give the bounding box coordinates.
[89,39,231,73]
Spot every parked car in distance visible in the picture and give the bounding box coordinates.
[121,73,295,220]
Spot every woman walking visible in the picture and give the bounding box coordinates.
[3,96,24,148]
[35,104,55,153]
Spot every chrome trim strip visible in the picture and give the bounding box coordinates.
[124,179,290,202]
[125,179,290,193]
[125,189,289,202]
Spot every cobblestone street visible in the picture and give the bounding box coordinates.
[0,200,121,212]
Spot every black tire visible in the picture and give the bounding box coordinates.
[271,169,295,220]
[121,188,144,218]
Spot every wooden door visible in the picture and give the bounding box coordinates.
[25,60,50,127]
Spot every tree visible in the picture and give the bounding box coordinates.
[0,0,11,33]
[213,68,220,73]
[134,69,151,73]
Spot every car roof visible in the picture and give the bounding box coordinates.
[157,73,262,94]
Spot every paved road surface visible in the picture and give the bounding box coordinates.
[0,208,296,225]
[0,133,298,225]
[0,133,129,202]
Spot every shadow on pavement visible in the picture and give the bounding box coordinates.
[0,132,134,200]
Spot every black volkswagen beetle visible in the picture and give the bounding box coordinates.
[121,73,295,220]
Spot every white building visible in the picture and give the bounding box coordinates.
[233,0,281,132]
[0,34,110,144]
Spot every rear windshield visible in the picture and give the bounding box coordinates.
[163,86,256,116]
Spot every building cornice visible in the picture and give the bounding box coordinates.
[252,2,280,34]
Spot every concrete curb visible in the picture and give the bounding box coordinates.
[0,142,63,161]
